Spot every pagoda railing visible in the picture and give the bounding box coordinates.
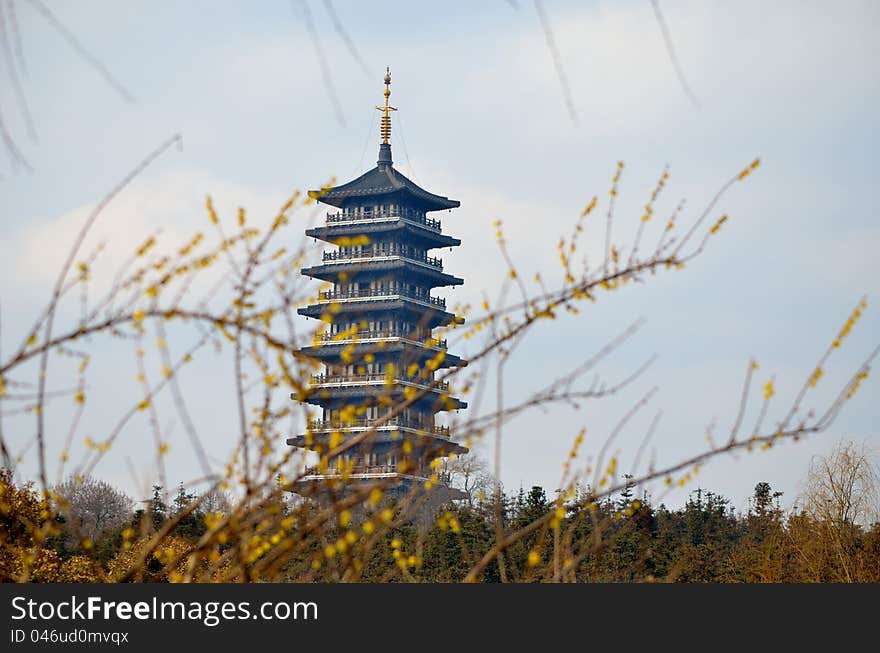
[302,465,453,482]
[322,248,442,269]
[310,373,449,392]
[325,207,441,232]
[302,464,406,478]
[319,288,446,309]
[318,329,446,349]
[307,418,450,437]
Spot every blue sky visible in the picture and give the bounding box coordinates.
[1,0,878,511]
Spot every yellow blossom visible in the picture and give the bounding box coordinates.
[206,196,218,224]
[738,157,761,180]
[709,214,728,235]
[581,196,597,217]
[339,510,351,528]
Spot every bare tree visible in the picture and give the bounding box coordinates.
[54,474,133,547]
[788,441,880,582]
[198,487,233,516]
[800,441,880,528]
[442,454,494,507]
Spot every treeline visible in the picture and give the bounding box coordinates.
[2,467,878,582]
[354,482,880,583]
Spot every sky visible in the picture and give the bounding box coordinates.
[1,0,878,513]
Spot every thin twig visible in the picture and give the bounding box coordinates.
[295,0,345,126]
[26,0,134,102]
[534,0,578,126]
[321,0,370,77]
[650,0,700,109]
[0,0,36,139]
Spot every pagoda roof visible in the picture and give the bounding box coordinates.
[309,147,459,212]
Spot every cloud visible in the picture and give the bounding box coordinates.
[3,167,292,300]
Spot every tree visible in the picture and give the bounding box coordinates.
[442,454,493,507]
[199,487,232,515]
[148,485,167,532]
[169,483,206,539]
[790,442,880,582]
[53,474,132,548]
[801,441,879,528]
[1,469,103,581]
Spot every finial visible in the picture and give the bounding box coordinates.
[376,66,397,146]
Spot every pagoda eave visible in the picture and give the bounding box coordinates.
[299,341,464,369]
[287,432,468,456]
[307,173,460,213]
[300,386,467,411]
[306,222,460,249]
[301,260,463,288]
[298,300,464,329]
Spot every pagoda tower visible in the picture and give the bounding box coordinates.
[288,68,467,502]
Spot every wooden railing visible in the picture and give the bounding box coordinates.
[325,206,441,232]
[319,288,446,309]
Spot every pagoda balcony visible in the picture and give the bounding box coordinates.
[322,248,443,270]
[318,329,446,350]
[298,291,462,331]
[288,420,467,455]
[319,288,445,309]
[306,222,460,250]
[307,418,451,438]
[303,257,462,287]
[300,332,464,370]
[325,207,441,232]
[301,464,459,481]
[301,464,426,480]
[310,372,449,392]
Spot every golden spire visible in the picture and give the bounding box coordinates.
[376,66,397,145]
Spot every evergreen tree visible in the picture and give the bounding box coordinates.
[149,485,167,531]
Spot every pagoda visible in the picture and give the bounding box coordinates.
[288,68,468,503]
